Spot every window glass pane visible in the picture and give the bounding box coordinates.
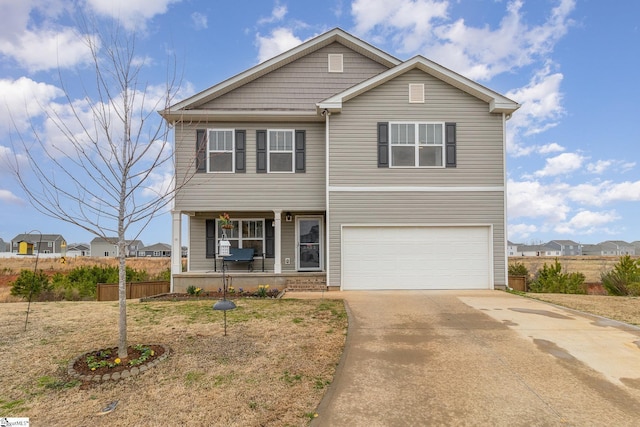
[270,152,293,171]
[433,124,443,144]
[419,146,443,166]
[391,146,415,166]
[217,221,239,238]
[241,240,263,254]
[391,124,415,144]
[418,124,427,144]
[243,221,264,238]
[210,152,233,171]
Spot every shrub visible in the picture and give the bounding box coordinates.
[10,270,51,300]
[508,262,529,279]
[601,255,640,296]
[529,258,586,294]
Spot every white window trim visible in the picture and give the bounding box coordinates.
[389,121,445,169]
[267,129,295,173]
[216,218,266,254]
[207,128,235,173]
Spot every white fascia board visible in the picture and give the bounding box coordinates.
[319,56,520,115]
[161,109,324,123]
[166,28,400,113]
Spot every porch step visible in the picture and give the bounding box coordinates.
[285,278,327,292]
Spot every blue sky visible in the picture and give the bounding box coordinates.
[1,0,639,247]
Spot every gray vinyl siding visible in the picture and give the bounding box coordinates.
[200,43,389,111]
[329,69,505,187]
[173,122,325,211]
[328,192,506,288]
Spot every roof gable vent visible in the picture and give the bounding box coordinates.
[409,83,425,103]
[328,54,343,73]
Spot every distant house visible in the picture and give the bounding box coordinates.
[546,240,582,256]
[632,241,640,255]
[137,243,171,257]
[506,241,521,256]
[66,243,91,257]
[0,238,8,252]
[91,237,144,257]
[515,244,559,257]
[11,233,67,255]
[598,241,635,256]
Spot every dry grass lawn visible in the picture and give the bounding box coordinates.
[525,293,640,326]
[0,297,347,426]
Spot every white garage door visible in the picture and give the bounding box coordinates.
[341,226,492,290]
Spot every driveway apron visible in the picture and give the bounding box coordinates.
[310,290,640,426]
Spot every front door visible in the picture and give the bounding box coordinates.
[297,216,323,271]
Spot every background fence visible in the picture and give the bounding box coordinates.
[97,281,169,301]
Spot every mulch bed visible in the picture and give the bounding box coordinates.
[69,344,169,383]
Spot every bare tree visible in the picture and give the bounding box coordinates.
[9,21,182,358]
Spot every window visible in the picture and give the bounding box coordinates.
[208,129,234,172]
[390,122,444,167]
[268,130,294,172]
[217,219,265,254]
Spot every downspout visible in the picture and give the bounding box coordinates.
[503,112,509,290]
[323,109,331,289]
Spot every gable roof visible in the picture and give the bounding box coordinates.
[318,55,519,115]
[139,243,171,252]
[160,28,400,121]
[11,233,65,243]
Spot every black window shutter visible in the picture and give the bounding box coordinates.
[445,122,457,168]
[377,122,389,168]
[205,219,216,258]
[256,130,267,173]
[295,130,306,173]
[265,219,274,258]
[196,129,207,173]
[235,130,246,173]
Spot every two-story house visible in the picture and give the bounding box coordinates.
[11,233,66,255]
[160,28,519,292]
[546,240,582,256]
[90,237,144,257]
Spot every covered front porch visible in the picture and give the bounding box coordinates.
[170,209,327,292]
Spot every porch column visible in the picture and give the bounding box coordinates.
[273,209,282,274]
[170,210,182,293]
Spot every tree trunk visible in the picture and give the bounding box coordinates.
[118,238,128,359]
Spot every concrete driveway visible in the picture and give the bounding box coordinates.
[303,290,640,426]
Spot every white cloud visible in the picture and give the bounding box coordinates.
[0,27,95,72]
[508,223,538,240]
[255,28,304,63]
[191,12,208,30]
[586,160,612,174]
[258,2,288,24]
[506,65,565,156]
[85,0,182,31]
[352,0,576,81]
[567,210,620,229]
[538,142,564,154]
[0,77,63,135]
[533,152,584,177]
[507,179,571,222]
[0,189,25,205]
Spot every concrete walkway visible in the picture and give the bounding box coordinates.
[300,290,640,426]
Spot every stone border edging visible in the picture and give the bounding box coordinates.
[67,344,171,382]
